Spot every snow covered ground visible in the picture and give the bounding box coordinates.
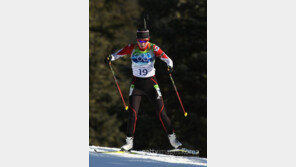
[89,146,207,167]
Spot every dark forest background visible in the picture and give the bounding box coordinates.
[90,0,207,157]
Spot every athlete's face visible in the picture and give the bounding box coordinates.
[137,38,149,49]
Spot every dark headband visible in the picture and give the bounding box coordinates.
[137,30,149,39]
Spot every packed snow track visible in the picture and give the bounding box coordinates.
[89,146,207,167]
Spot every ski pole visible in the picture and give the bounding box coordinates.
[169,73,188,117]
[108,61,128,111]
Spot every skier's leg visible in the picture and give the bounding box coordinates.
[149,77,182,148]
[149,77,174,134]
[155,97,175,134]
[126,88,142,137]
[122,87,142,151]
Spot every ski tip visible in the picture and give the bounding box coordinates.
[184,112,188,117]
[125,106,129,111]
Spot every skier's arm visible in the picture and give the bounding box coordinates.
[153,45,173,68]
[111,44,135,61]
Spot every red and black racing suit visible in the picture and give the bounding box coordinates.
[111,42,175,137]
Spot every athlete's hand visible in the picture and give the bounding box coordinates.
[167,66,173,74]
[104,55,112,65]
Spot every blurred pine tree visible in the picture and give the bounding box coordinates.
[89,0,141,147]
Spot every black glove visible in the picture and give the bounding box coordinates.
[167,66,173,74]
[104,55,112,65]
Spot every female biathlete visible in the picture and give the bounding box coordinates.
[105,25,182,151]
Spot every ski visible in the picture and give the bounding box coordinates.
[167,148,199,156]
[94,148,199,157]
[94,149,140,155]
[140,148,199,156]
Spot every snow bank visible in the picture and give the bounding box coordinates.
[89,146,207,167]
